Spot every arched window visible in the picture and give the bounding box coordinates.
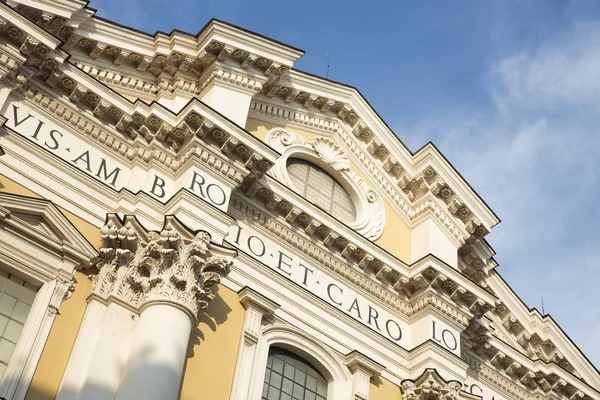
[261,347,327,400]
[286,158,356,223]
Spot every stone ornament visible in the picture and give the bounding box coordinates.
[400,369,479,400]
[92,214,235,321]
[266,128,385,240]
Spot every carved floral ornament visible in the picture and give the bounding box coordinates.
[266,129,385,240]
[91,214,235,322]
[401,369,479,400]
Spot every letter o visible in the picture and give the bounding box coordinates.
[247,236,266,257]
[442,329,458,351]
[385,319,402,342]
[207,184,227,206]
[469,384,483,396]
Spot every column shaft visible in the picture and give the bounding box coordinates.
[115,304,192,400]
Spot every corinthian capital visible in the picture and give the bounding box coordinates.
[401,369,470,400]
[92,215,235,320]
[135,222,232,317]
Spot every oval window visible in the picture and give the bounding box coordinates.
[286,158,356,223]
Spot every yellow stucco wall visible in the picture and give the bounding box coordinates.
[179,285,245,400]
[370,376,402,400]
[245,118,411,263]
[24,271,93,400]
[0,174,100,400]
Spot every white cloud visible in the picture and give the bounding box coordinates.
[490,22,600,115]
[400,21,600,367]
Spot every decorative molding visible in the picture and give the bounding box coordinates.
[47,276,75,315]
[238,287,279,345]
[266,128,385,241]
[345,351,384,400]
[251,98,486,249]
[230,287,279,400]
[91,214,235,322]
[463,321,598,400]
[229,196,496,324]
[249,100,341,134]
[400,369,479,400]
[15,81,271,185]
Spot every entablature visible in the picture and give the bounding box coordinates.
[230,194,496,325]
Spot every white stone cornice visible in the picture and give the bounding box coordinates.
[248,96,490,248]
[1,2,61,50]
[465,326,600,400]
[6,0,89,20]
[229,196,496,324]
[17,70,277,180]
[484,270,600,391]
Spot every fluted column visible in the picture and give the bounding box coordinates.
[230,287,279,400]
[114,220,234,400]
[345,351,384,400]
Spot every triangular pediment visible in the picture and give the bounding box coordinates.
[0,192,98,267]
[10,211,62,240]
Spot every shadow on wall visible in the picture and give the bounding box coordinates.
[21,286,234,400]
[187,286,233,355]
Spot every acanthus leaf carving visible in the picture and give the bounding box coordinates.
[401,369,478,400]
[91,215,234,321]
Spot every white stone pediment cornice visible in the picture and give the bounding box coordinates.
[481,271,600,392]
[0,192,98,276]
[464,331,600,400]
[3,0,499,250]
[14,70,278,184]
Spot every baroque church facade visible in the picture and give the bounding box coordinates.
[0,1,597,400]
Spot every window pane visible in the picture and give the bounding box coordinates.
[262,347,327,400]
[0,273,38,380]
[286,158,356,223]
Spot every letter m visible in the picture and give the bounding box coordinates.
[96,158,121,187]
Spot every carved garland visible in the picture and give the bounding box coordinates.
[266,128,385,240]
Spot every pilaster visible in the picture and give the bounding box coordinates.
[410,216,458,268]
[230,287,279,400]
[198,67,262,127]
[345,351,384,400]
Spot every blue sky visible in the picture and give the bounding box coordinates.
[95,1,600,367]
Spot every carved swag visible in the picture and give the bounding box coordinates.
[92,214,234,319]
